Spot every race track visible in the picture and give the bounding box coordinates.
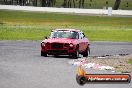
[0,41,132,88]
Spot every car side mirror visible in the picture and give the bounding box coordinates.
[44,36,48,39]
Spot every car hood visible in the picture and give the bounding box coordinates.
[42,38,76,43]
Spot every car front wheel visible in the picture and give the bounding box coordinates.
[41,51,47,57]
[71,47,79,59]
[83,46,90,57]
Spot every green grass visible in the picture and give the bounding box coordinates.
[0,10,132,41]
[128,59,132,65]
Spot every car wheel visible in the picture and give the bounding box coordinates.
[41,51,47,57]
[76,74,86,85]
[71,46,79,59]
[83,46,90,57]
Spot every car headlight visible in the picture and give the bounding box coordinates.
[69,43,74,47]
[41,42,46,46]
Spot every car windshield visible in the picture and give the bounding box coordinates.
[50,31,78,39]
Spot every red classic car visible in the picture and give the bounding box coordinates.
[41,29,90,59]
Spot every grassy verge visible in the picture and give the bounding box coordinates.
[0,10,132,41]
[128,59,132,65]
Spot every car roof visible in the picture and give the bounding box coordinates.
[52,29,81,32]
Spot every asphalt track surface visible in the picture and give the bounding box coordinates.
[0,41,132,88]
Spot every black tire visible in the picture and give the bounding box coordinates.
[71,46,79,59]
[76,75,86,85]
[83,46,90,57]
[41,51,47,57]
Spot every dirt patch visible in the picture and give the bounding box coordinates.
[86,54,132,73]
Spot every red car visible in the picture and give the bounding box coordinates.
[41,29,90,59]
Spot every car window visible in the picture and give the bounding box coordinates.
[79,32,85,39]
[50,31,78,39]
[79,32,83,39]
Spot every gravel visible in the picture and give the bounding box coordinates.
[85,54,132,73]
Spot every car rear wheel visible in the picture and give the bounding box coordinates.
[41,51,47,57]
[71,46,79,59]
[83,46,90,57]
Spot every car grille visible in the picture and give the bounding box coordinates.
[51,43,63,49]
[48,50,67,54]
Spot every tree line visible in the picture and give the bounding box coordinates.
[1,0,127,10]
[2,0,85,8]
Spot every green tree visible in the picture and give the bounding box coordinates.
[113,0,121,10]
